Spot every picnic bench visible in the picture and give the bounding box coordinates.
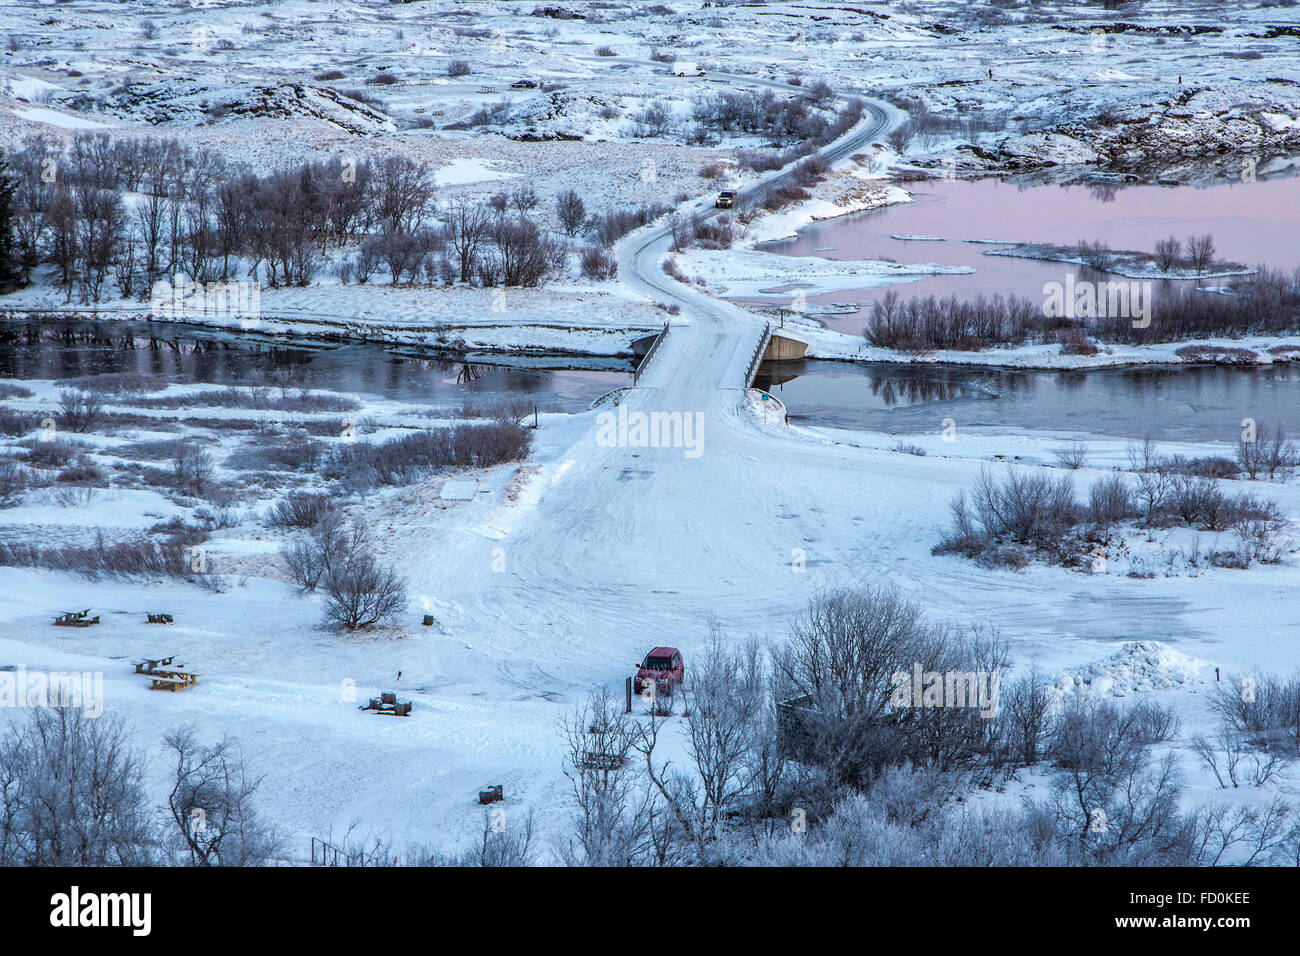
[54,609,100,627]
[146,613,174,625]
[359,691,412,717]
[580,752,626,771]
[133,657,198,692]
[149,670,198,693]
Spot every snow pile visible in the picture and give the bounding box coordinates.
[671,247,972,299]
[998,131,1098,167]
[228,85,397,135]
[1056,641,1209,698]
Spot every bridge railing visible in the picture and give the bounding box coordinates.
[743,322,772,387]
[633,320,670,386]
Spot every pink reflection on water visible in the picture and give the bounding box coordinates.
[748,176,1300,332]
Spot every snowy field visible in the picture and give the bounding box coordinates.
[1,0,1300,869]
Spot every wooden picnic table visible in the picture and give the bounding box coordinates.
[54,609,100,627]
[148,670,198,692]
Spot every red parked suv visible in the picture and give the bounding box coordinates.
[634,647,685,695]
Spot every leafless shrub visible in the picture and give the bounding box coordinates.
[864,289,1040,351]
[1211,671,1300,755]
[1232,500,1289,565]
[56,390,102,432]
[321,542,408,631]
[1054,441,1088,469]
[325,423,530,493]
[632,101,673,138]
[887,122,914,152]
[969,465,1078,545]
[1238,421,1299,480]
[1128,439,1172,526]
[47,484,98,508]
[172,439,215,495]
[443,812,535,866]
[1087,472,1136,528]
[771,585,975,785]
[0,458,33,506]
[447,59,471,78]
[1162,454,1239,479]
[1076,238,1115,271]
[586,202,670,247]
[691,217,733,250]
[1000,668,1052,767]
[579,245,617,280]
[1055,327,1099,355]
[1190,729,1285,790]
[0,708,156,865]
[267,492,339,530]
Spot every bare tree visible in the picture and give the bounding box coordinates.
[559,687,651,866]
[1153,235,1181,272]
[509,185,540,215]
[441,196,489,282]
[373,155,432,235]
[1001,667,1052,767]
[164,727,284,866]
[1186,233,1216,275]
[321,534,408,630]
[491,216,555,287]
[677,630,767,850]
[772,586,947,785]
[0,708,156,865]
[1128,438,1171,526]
[554,189,586,237]
[1044,697,1191,865]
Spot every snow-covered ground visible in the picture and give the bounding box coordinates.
[4,367,1300,858]
[2,0,1300,865]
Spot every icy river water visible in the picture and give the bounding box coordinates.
[2,172,1297,441]
[0,319,629,412]
[754,174,1300,321]
[752,173,1300,440]
[1,317,1295,444]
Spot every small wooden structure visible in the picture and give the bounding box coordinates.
[580,752,625,771]
[359,691,411,717]
[54,609,100,627]
[146,613,174,624]
[135,656,198,692]
[135,655,177,674]
[479,785,504,805]
[149,671,198,692]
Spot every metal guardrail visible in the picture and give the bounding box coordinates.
[633,320,670,386]
[743,322,772,387]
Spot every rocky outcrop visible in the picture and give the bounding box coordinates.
[996,89,1300,171]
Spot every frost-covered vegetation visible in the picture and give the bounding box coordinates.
[937,436,1296,572]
